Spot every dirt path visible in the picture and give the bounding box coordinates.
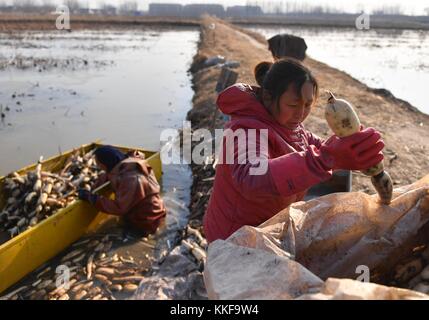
[187,16,429,224]
[232,28,266,51]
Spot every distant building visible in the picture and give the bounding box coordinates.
[117,9,143,16]
[76,8,90,15]
[0,5,15,13]
[148,3,183,16]
[226,5,263,17]
[131,11,144,16]
[182,4,225,18]
[101,5,117,16]
[9,5,39,13]
[89,9,101,15]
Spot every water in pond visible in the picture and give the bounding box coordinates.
[247,26,429,115]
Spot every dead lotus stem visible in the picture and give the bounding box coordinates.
[0,286,28,300]
[72,238,91,247]
[61,248,85,262]
[36,266,52,279]
[72,252,87,264]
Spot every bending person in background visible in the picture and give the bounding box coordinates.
[78,145,166,236]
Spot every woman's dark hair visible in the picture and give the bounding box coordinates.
[254,58,319,109]
[94,145,127,172]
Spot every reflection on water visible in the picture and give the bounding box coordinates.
[0,27,199,238]
[247,26,429,114]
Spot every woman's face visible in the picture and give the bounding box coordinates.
[267,81,315,130]
[95,157,107,172]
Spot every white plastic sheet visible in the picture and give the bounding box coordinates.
[205,174,429,300]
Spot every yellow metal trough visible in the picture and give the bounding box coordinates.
[0,142,162,294]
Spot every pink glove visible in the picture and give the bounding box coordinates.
[320,127,384,171]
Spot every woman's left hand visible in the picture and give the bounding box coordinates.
[78,189,98,205]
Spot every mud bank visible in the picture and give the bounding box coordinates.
[231,16,429,31]
[0,14,199,31]
[186,17,429,228]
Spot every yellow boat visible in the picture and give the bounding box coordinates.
[0,142,162,294]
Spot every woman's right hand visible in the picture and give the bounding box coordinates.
[320,127,384,171]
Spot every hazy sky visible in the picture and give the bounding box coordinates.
[5,0,429,15]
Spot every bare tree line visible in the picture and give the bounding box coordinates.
[0,0,428,16]
[250,1,414,16]
[0,0,140,14]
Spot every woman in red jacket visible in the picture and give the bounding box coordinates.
[78,146,166,235]
[203,58,384,243]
